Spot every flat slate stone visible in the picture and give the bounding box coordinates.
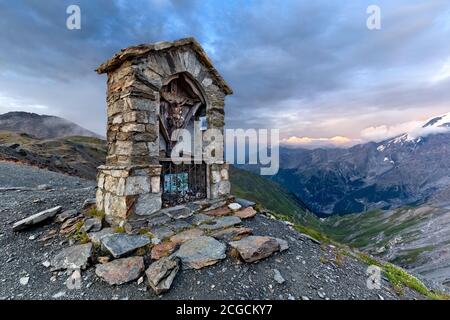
[50,243,92,271]
[199,216,241,231]
[146,256,180,294]
[161,205,192,219]
[95,256,144,285]
[205,206,231,217]
[235,198,256,208]
[82,217,102,232]
[234,207,257,219]
[147,212,172,227]
[150,225,175,240]
[190,213,214,226]
[229,236,280,263]
[13,206,62,231]
[170,228,204,244]
[210,227,252,241]
[55,209,79,223]
[151,241,178,260]
[167,219,192,232]
[175,236,226,269]
[88,228,115,246]
[101,233,151,258]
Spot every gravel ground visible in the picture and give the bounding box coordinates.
[0,161,424,300]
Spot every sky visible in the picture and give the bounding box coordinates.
[0,0,450,148]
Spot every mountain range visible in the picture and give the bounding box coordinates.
[0,111,101,139]
[269,113,450,215]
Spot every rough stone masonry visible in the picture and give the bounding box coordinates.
[95,37,233,226]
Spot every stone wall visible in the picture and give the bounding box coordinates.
[96,165,162,225]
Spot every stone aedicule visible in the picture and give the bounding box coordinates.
[96,37,232,225]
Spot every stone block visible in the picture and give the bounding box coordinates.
[124,176,151,195]
[135,192,162,216]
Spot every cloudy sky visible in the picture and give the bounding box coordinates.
[1,0,450,148]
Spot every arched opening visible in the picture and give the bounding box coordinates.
[159,72,207,207]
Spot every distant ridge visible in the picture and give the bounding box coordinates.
[0,111,101,139]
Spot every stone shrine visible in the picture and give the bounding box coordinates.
[95,38,233,225]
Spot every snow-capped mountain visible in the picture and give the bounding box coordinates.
[266,112,450,215]
[377,113,450,149]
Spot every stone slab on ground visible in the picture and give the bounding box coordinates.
[234,207,257,219]
[151,241,178,260]
[82,217,102,232]
[190,213,214,226]
[210,227,252,241]
[101,233,151,258]
[161,205,192,219]
[199,216,242,231]
[50,243,92,271]
[95,256,144,285]
[205,206,231,217]
[170,228,204,244]
[150,225,175,240]
[175,236,227,269]
[55,209,79,223]
[146,256,180,295]
[229,236,280,263]
[166,219,192,232]
[234,198,256,208]
[88,228,115,246]
[12,206,62,231]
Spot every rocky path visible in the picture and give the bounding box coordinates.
[0,162,423,300]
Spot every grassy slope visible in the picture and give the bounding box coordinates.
[230,166,307,216]
[0,131,106,179]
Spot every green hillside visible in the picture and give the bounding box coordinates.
[230,166,309,217]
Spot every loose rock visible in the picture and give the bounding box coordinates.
[234,207,257,219]
[199,216,242,231]
[19,276,29,286]
[88,228,115,246]
[150,225,175,240]
[276,238,289,252]
[162,205,192,219]
[166,220,192,232]
[55,209,79,223]
[210,227,252,241]
[234,198,256,208]
[82,198,96,210]
[146,256,180,294]
[273,269,285,284]
[37,184,51,190]
[95,256,144,285]
[82,217,102,233]
[228,203,242,211]
[229,236,280,263]
[101,233,151,258]
[175,236,227,269]
[12,206,62,231]
[170,228,204,244]
[50,243,92,271]
[151,241,178,260]
[190,213,214,226]
[205,206,231,217]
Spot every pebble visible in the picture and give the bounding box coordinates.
[52,291,66,299]
[19,276,29,286]
[273,269,286,284]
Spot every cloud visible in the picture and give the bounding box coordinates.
[282,135,357,148]
[360,121,422,142]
